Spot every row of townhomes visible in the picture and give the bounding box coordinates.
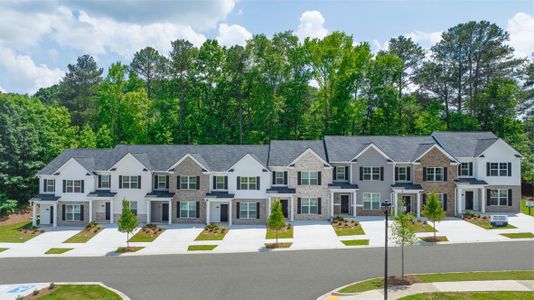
[30,132,522,227]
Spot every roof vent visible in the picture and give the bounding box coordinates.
[110,168,117,171]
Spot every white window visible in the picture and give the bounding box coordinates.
[120,176,140,189]
[180,201,197,218]
[300,172,319,185]
[239,202,257,219]
[335,167,346,181]
[44,179,55,193]
[274,172,285,185]
[98,175,110,189]
[458,163,470,177]
[239,177,257,190]
[65,204,81,221]
[157,175,167,190]
[215,176,226,190]
[397,167,408,181]
[65,180,82,193]
[129,201,138,216]
[180,176,197,190]
[363,167,381,181]
[300,198,318,214]
[363,192,381,210]
[490,189,508,206]
[490,163,509,177]
[425,167,444,181]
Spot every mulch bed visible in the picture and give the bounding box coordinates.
[22,284,57,299]
[388,275,420,286]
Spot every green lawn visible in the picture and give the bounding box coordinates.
[399,291,534,300]
[407,221,436,233]
[0,221,42,243]
[187,245,218,251]
[521,199,534,217]
[194,229,228,240]
[342,239,369,246]
[45,248,73,254]
[0,248,8,252]
[500,232,534,239]
[464,217,516,230]
[116,246,144,253]
[128,226,165,242]
[264,242,292,249]
[338,271,534,294]
[37,284,121,300]
[266,227,293,239]
[63,226,102,243]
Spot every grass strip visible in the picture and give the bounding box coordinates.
[342,239,369,246]
[187,245,217,251]
[45,248,73,254]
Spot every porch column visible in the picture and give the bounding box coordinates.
[456,187,462,214]
[206,199,210,225]
[416,193,421,218]
[393,191,399,216]
[481,187,486,213]
[32,202,37,227]
[88,200,93,223]
[267,197,271,219]
[53,202,57,227]
[228,201,232,226]
[168,200,172,224]
[290,196,294,222]
[110,200,114,224]
[146,201,151,224]
[352,191,357,217]
[330,191,334,218]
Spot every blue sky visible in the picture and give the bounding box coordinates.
[0,0,532,94]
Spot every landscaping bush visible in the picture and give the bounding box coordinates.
[0,193,18,216]
[49,283,55,290]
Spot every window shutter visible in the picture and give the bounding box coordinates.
[256,202,260,219]
[213,177,217,190]
[395,167,399,181]
[318,198,322,214]
[407,167,411,181]
[119,176,123,189]
[196,176,200,190]
[224,176,228,189]
[422,194,427,206]
[236,202,240,219]
[486,162,490,176]
[256,176,260,190]
[62,205,66,220]
[318,172,322,185]
[153,175,157,189]
[457,166,461,177]
[297,172,301,185]
[177,176,181,189]
[81,180,85,193]
[237,176,241,190]
[333,167,337,181]
[486,189,491,206]
[508,163,512,176]
[272,172,276,184]
[508,189,512,206]
[359,167,363,181]
[284,172,288,185]
[98,176,102,189]
[196,201,200,218]
[443,167,448,181]
[63,180,66,193]
[422,168,427,181]
[345,166,349,180]
[380,167,384,181]
[166,176,169,189]
[80,205,84,221]
[297,198,301,214]
[138,176,142,189]
[443,194,447,211]
[176,201,180,218]
[469,162,473,176]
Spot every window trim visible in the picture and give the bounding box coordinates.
[239,202,258,219]
[274,172,285,185]
[489,189,509,206]
[362,167,381,181]
[239,177,257,190]
[65,204,81,221]
[44,179,55,193]
[300,198,319,215]
[120,176,140,189]
[180,201,197,218]
[214,176,226,190]
[156,175,167,190]
[98,175,111,189]
[65,180,82,193]
[489,162,509,177]
[180,176,197,190]
[397,166,408,182]
[425,167,444,182]
[363,192,381,210]
[458,163,471,177]
[300,171,319,185]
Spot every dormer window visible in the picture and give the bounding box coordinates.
[334,167,348,181]
[98,175,111,189]
[156,175,168,190]
[458,162,473,177]
[272,171,287,185]
[213,176,228,190]
[395,166,411,182]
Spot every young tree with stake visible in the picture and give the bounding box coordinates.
[390,200,417,280]
[118,199,138,249]
[267,200,285,246]
[422,190,445,241]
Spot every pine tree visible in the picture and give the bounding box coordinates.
[267,200,286,246]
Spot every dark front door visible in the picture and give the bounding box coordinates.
[220,204,228,222]
[105,202,111,220]
[162,203,169,222]
[281,200,289,218]
[402,195,411,213]
[50,206,54,224]
[340,195,350,214]
[465,191,474,210]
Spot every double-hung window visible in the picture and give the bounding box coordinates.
[98,175,110,189]
[65,180,82,193]
[490,189,508,206]
[300,198,318,214]
[300,172,319,185]
[156,175,167,190]
[239,202,257,219]
[489,163,509,176]
[180,176,197,190]
[397,167,408,181]
[335,167,346,181]
[363,192,380,210]
[180,201,197,218]
[44,179,55,193]
[120,176,140,189]
[425,167,444,181]
[215,176,226,190]
[129,201,138,216]
[458,163,471,177]
[239,177,257,190]
[65,205,81,221]
[362,167,381,181]
[274,172,285,185]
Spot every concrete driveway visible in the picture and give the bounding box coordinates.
[134,224,204,255]
[0,227,80,257]
[215,225,266,252]
[292,221,343,249]
[507,213,534,232]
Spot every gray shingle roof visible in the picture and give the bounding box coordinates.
[324,136,436,163]
[432,132,498,158]
[30,194,60,201]
[268,140,327,166]
[37,148,116,175]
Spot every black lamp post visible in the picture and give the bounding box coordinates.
[381,199,392,300]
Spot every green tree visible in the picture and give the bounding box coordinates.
[130,47,167,100]
[118,200,138,249]
[77,125,97,148]
[267,200,286,246]
[422,191,445,240]
[390,201,417,280]
[96,124,114,148]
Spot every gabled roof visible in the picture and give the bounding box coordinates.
[268,140,328,167]
[37,148,116,175]
[432,131,499,158]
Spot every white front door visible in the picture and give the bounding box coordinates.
[210,202,221,223]
[40,204,51,225]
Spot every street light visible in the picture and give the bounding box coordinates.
[381,199,392,300]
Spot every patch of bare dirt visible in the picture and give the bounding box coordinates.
[0,206,32,225]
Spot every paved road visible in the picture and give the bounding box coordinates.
[0,241,533,300]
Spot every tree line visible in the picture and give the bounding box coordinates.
[1,20,533,204]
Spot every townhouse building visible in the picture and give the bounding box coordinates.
[30,132,522,227]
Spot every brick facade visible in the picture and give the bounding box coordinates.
[170,157,209,224]
[232,199,267,225]
[57,201,90,226]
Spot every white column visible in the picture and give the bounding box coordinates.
[394,191,399,216]
[330,191,334,217]
[168,200,172,224]
[110,200,114,224]
[267,197,271,220]
[88,200,93,223]
[456,187,462,214]
[352,191,357,217]
[481,187,486,213]
[146,201,151,224]
[416,193,421,218]
[290,196,294,222]
[53,203,57,227]
[206,199,210,225]
[32,202,37,227]
[228,201,232,226]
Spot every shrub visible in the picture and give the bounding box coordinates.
[49,283,55,290]
[0,193,18,216]
[33,289,39,296]
[85,221,98,229]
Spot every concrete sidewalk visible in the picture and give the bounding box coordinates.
[320,280,534,300]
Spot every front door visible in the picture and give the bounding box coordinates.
[50,206,54,224]
[340,195,350,214]
[162,203,169,222]
[402,195,411,213]
[280,200,289,218]
[220,204,228,222]
[105,202,111,220]
[465,191,474,210]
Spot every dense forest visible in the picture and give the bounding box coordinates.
[0,20,533,204]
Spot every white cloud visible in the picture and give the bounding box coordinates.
[405,31,442,47]
[372,39,388,53]
[0,46,64,94]
[507,12,534,58]
[0,85,5,93]
[296,10,328,41]
[216,23,252,47]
